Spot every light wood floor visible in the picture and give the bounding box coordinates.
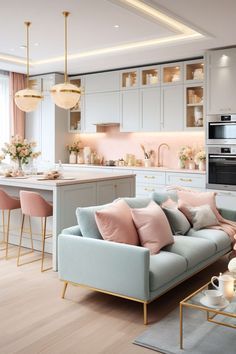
[0,246,228,354]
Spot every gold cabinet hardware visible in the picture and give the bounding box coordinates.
[180,178,192,182]
[144,187,155,192]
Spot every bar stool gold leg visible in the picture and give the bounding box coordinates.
[5,210,11,259]
[17,214,25,266]
[62,281,68,298]
[28,216,34,251]
[2,210,5,242]
[41,217,52,272]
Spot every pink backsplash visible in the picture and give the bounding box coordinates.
[78,127,205,168]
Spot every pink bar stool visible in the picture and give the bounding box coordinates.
[18,191,53,272]
[0,189,21,259]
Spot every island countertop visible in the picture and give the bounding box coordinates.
[0,171,136,190]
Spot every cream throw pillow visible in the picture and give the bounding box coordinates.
[189,204,220,231]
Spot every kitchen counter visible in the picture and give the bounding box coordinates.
[0,172,135,270]
[61,163,206,174]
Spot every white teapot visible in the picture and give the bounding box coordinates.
[211,273,235,299]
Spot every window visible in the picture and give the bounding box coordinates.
[0,71,10,148]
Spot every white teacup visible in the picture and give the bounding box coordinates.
[204,290,223,306]
[211,273,235,299]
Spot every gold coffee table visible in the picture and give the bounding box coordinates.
[179,281,236,349]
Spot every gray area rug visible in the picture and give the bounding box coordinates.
[134,304,236,354]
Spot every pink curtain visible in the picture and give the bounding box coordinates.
[9,72,26,138]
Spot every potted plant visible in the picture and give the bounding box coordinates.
[194,150,206,171]
[178,146,194,169]
[67,141,81,164]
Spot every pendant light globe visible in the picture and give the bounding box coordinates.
[50,12,81,110]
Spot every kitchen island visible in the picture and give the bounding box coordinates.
[0,171,135,270]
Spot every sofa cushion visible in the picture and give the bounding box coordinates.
[95,199,139,245]
[76,203,112,239]
[121,197,152,209]
[149,251,187,291]
[162,207,191,235]
[189,204,220,230]
[187,228,231,252]
[164,236,216,269]
[152,191,178,205]
[177,190,218,220]
[131,201,174,255]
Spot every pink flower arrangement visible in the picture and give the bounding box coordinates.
[2,135,41,165]
[178,146,195,162]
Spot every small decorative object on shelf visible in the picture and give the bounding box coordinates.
[178,146,195,169]
[194,149,206,171]
[140,144,154,167]
[0,154,4,163]
[67,140,81,164]
[1,135,41,174]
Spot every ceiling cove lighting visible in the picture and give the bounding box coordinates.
[3,1,205,68]
[15,22,43,112]
[50,11,81,110]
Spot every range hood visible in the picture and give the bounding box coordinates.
[93,122,120,126]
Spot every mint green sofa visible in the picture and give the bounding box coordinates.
[58,193,234,324]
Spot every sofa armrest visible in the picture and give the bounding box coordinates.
[61,225,82,236]
[218,208,236,222]
[58,234,150,301]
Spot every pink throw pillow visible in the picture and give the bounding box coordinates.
[131,201,174,255]
[95,199,139,245]
[177,190,219,222]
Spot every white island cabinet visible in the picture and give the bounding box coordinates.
[0,172,135,270]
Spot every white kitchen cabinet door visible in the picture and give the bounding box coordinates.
[85,71,119,93]
[141,87,161,132]
[41,95,55,164]
[207,49,236,114]
[161,85,184,131]
[84,91,120,132]
[120,90,140,132]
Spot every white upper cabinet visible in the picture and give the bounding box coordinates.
[120,90,140,132]
[140,87,161,132]
[84,91,120,132]
[85,71,119,93]
[140,66,161,88]
[161,85,184,131]
[207,48,236,114]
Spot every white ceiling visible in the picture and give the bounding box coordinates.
[0,0,236,75]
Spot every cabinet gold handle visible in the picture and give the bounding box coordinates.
[144,187,155,192]
[180,178,192,182]
[144,176,155,179]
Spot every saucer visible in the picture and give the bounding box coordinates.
[199,296,229,309]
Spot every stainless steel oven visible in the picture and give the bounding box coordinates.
[207,146,236,190]
[207,114,236,144]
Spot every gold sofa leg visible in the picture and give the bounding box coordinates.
[143,302,148,325]
[62,281,68,299]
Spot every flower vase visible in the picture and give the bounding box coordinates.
[69,151,77,164]
[144,158,151,167]
[178,159,186,169]
[189,161,196,170]
[198,160,206,171]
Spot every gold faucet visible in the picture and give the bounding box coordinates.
[157,143,170,167]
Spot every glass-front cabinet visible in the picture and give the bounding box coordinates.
[162,62,183,84]
[184,59,204,83]
[68,76,83,133]
[140,66,160,87]
[184,59,204,130]
[120,69,139,89]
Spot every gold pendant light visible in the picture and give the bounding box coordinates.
[15,22,43,112]
[50,12,81,109]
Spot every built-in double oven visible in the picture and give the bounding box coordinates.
[207,146,236,190]
[207,114,236,145]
